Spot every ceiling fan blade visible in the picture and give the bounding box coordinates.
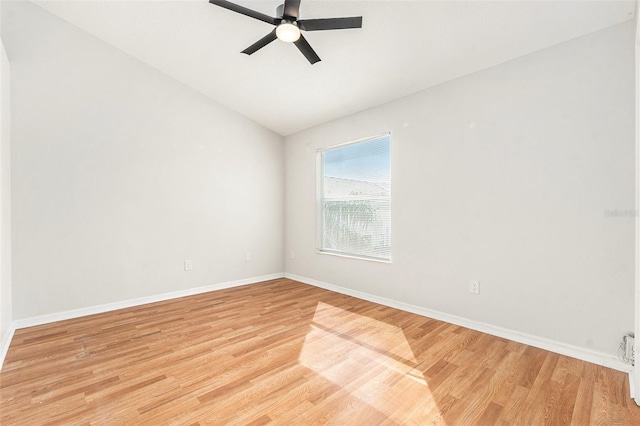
[242,29,278,55]
[209,0,279,25]
[294,35,321,64]
[283,0,301,19]
[298,17,363,31]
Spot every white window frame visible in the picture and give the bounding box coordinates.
[316,133,391,262]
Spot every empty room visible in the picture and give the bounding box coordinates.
[1,0,640,424]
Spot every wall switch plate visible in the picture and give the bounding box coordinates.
[246,251,252,262]
[290,250,296,259]
[184,259,192,271]
[470,280,480,294]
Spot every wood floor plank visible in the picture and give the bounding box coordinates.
[1,278,639,424]
[497,384,531,424]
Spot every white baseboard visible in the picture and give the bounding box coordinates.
[11,273,285,330]
[285,273,632,374]
[3,272,631,376]
[0,325,16,370]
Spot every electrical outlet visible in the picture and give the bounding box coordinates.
[246,251,252,262]
[290,250,296,259]
[469,280,480,295]
[184,259,192,271]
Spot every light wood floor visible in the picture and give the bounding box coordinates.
[1,278,638,425]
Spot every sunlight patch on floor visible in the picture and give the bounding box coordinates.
[298,302,443,423]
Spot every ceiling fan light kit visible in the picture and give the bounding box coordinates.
[209,0,363,64]
[276,21,301,43]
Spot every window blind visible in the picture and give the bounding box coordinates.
[319,134,391,261]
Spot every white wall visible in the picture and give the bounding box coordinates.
[0,0,13,354]
[634,1,640,405]
[3,1,283,320]
[285,21,635,357]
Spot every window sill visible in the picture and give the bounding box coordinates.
[316,250,391,264]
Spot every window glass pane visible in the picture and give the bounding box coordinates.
[319,135,391,261]
[323,136,390,184]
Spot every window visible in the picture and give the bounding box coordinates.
[318,134,391,261]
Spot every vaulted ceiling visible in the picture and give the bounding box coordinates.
[17,1,639,135]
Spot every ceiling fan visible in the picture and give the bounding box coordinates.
[209,0,363,64]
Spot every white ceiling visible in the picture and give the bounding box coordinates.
[29,0,637,135]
